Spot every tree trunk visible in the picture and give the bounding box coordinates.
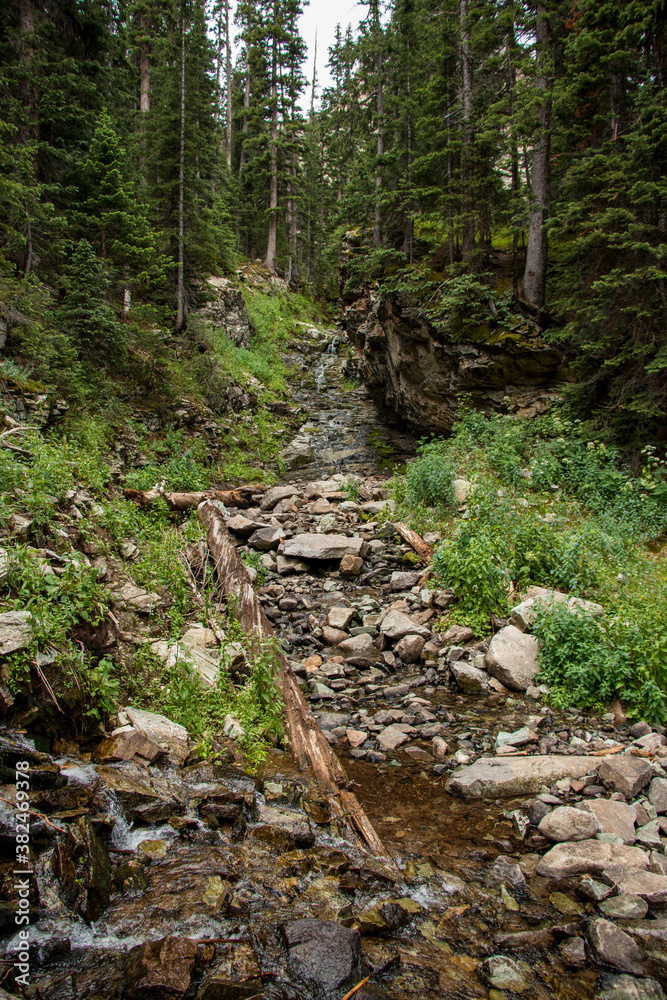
[373,47,384,248]
[175,9,186,332]
[139,13,150,113]
[239,73,250,175]
[225,0,232,168]
[506,35,520,296]
[522,5,552,310]
[265,29,279,272]
[18,0,35,143]
[198,501,398,868]
[460,0,475,262]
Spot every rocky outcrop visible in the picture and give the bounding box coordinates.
[343,290,571,434]
[198,275,252,347]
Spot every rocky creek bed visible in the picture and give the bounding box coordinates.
[0,333,666,1000]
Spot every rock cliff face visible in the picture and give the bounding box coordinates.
[198,276,252,348]
[343,290,572,435]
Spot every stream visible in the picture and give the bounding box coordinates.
[0,329,666,1000]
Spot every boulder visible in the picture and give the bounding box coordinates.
[478,955,533,992]
[283,534,368,561]
[327,607,355,630]
[583,798,637,844]
[538,806,600,843]
[247,526,282,551]
[112,583,162,613]
[276,554,309,575]
[124,707,189,765]
[281,918,362,998]
[598,757,653,798]
[126,936,197,998]
[338,634,376,656]
[450,662,490,693]
[340,554,364,576]
[380,609,432,641]
[390,571,422,591]
[377,727,410,752]
[485,625,539,691]
[596,975,667,1000]
[447,755,595,799]
[510,588,603,632]
[452,479,471,503]
[587,919,647,975]
[599,895,649,920]
[259,485,301,511]
[394,634,425,664]
[615,871,667,905]
[151,638,221,690]
[321,626,348,647]
[0,610,31,656]
[226,515,265,536]
[536,840,648,879]
[649,777,667,814]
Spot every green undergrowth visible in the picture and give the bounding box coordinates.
[392,405,667,722]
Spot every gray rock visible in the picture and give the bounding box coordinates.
[485,625,539,691]
[380,609,432,641]
[327,607,355,630]
[226,514,265,536]
[536,840,648,879]
[452,479,471,503]
[510,588,603,632]
[124,707,190,765]
[596,974,666,1000]
[253,805,314,848]
[248,526,282,551]
[538,806,600,843]
[112,583,162,613]
[635,820,664,850]
[615,871,667,905]
[559,936,586,967]
[259,485,301,511]
[361,499,396,515]
[485,855,526,891]
[649,777,667,814]
[578,876,613,902]
[495,726,538,748]
[281,918,361,998]
[394,634,425,664]
[447,755,595,799]
[587,918,647,975]
[283,534,368,561]
[0,610,31,655]
[599,894,649,920]
[478,955,534,992]
[316,712,350,731]
[276,555,309,575]
[389,570,422,591]
[150,637,221,690]
[377,727,410,752]
[338,634,376,656]
[598,757,653,798]
[450,662,490,693]
[583,798,637,844]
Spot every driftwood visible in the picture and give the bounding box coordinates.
[198,500,398,869]
[124,482,267,511]
[394,522,433,563]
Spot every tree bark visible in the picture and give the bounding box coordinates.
[460,0,475,262]
[198,501,398,868]
[139,12,150,113]
[175,8,186,331]
[225,0,232,168]
[265,22,279,272]
[522,6,552,310]
[123,483,267,510]
[373,47,384,248]
[239,72,250,175]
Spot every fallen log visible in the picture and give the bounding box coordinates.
[124,482,267,511]
[394,523,433,564]
[198,499,397,869]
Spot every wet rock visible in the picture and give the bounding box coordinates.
[52,815,111,923]
[559,936,586,967]
[583,798,637,844]
[448,755,595,799]
[614,871,667,905]
[578,876,613,902]
[124,707,190,765]
[395,634,425,664]
[94,727,164,764]
[485,625,539,691]
[449,662,489,693]
[280,918,362,999]
[112,583,162,612]
[596,974,666,1000]
[536,840,648,879]
[0,609,33,658]
[97,767,181,822]
[126,935,197,998]
[380,609,431,641]
[377,726,410,752]
[248,526,282,551]
[197,941,263,1000]
[478,955,534,992]
[251,804,314,848]
[587,918,647,975]
[649,777,667,814]
[598,757,653,798]
[538,805,600,842]
[600,894,649,919]
[137,838,169,862]
[485,855,526,891]
[283,533,367,560]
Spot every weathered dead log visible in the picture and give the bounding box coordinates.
[394,522,433,563]
[124,483,267,511]
[198,500,397,869]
